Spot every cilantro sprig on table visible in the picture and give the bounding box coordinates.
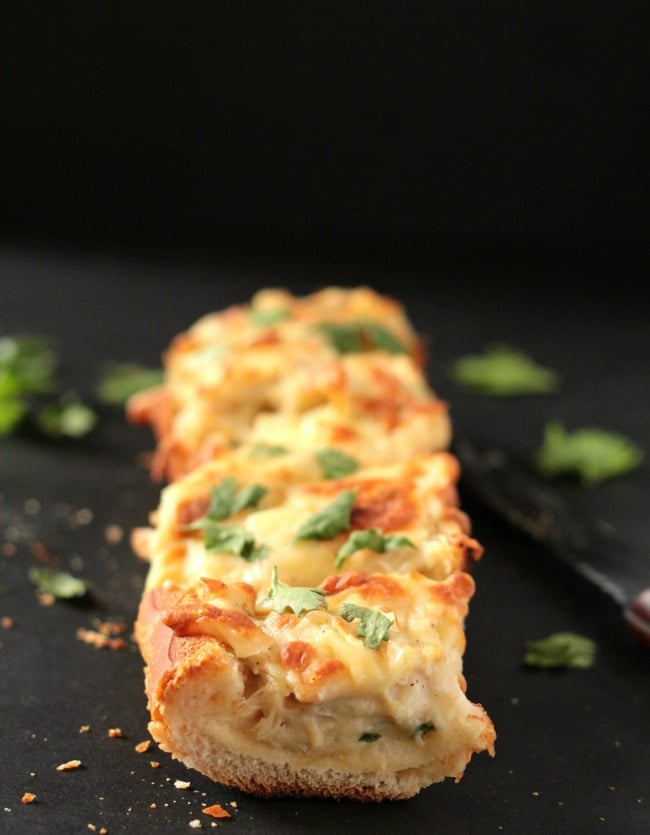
[0,334,97,439]
[535,421,644,485]
[524,631,597,669]
[95,362,164,405]
[449,343,562,396]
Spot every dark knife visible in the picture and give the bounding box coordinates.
[452,435,650,647]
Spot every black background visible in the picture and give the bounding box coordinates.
[1,3,648,268]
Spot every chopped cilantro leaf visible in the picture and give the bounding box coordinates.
[535,421,644,485]
[267,566,329,615]
[359,732,381,742]
[248,443,288,457]
[334,528,415,569]
[0,335,58,396]
[194,478,267,523]
[340,603,393,649]
[36,394,97,438]
[198,520,268,560]
[295,490,356,540]
[315,448,359,479]
[248,308,291,328]
[449,343,561,396]
[95,362,164,405]
[524,631,597,669]
[0,396,26,436]
[415,722,435,736]
[28,566,87,599]
[317,321,407,355]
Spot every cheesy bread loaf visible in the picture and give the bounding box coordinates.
[131,285,496,801]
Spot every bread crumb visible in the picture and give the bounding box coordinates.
[76,627,126,651]
[189,821,202,830]
[229,801,237,808]
[150,761,160,768]
[135,740,151,753]
[150,803,157,809]
[1,543,17,557]
[1,617,14,629]
[174,779,191,790]
[80,725,91,733]
[21,793,37,804]
[104,525,124,544]
[107,728,123,739]
[37,591,56,607]
[203,804,231,819]
[56,760,82,771]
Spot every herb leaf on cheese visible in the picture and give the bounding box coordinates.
[316,448,359,479]
[200,478,267,522]
[334,528,415,569]
[248,308,291,328]
[296,490,356,540]
[317,321,407,355]
[359,732,382,742]
[524,631,597,669]
[340,603,394,649]
[535,421,644,485]
[248,442,289,457]
[449,343,561,396]
[267,566,329,615]
[198,521,268,560]
[95,362,164,405]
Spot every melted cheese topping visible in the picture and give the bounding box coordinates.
[140,451,482,593]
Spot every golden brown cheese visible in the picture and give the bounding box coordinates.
[127,287,449,481]
[135,450,483,595]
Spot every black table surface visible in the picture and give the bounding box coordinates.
[1,244,648,834]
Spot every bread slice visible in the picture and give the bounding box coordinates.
[135,570,496,801]
[127,286,449,481]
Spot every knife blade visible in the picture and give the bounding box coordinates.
[452,435,650,647]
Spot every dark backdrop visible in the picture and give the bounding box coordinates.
[1,3,648,268]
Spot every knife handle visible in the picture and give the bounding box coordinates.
[624,589,650,647]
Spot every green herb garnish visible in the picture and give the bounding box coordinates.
[449,343,561,396]
[334,529,415,569]
[359,732,382,743]
[35,394,97,438]
[267,566,329,615]
[196,521,268,560]
[414,722,435,736]
[248,443,289,457]
[0,335,58,397]
[340,603,393,649]
[317,321,407,355]
[28,566,88,599]
[295,490,356,541]
[524,631,597,669]
[95,362,164,405]
[0,396,26,436]
[315,448,359,479]
[535,421,644,485]
[248,308,291,328]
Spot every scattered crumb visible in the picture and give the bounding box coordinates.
[203,804,231,819]
[532,791,540,797]
[229,801,237,808]
[76,627,126,651]
[1,543,17,557]
[150,803,157,809]
[1,617,14,629]
[135,740,151,753]
[37,591,56,607]
[80,725,91,733]
[21,793,37,804]
[189,821,202,830]
[56,760,82,771]
[107,728,123,739]
[75,508,94,526]
[608,786,616,792]
[175,780,191,790]
[150,762,161,769]
[23,499,41,516]
[104,525,124,545]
